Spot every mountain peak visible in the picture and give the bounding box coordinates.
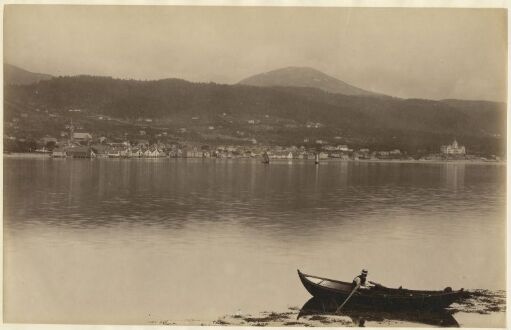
[265,66,322,73]
[238,66,383,97]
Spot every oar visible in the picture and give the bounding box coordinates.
[335,284,360,314]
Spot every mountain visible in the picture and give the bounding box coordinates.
[4,63,53,85]
[238,66,384,97]
[4,74,506,156]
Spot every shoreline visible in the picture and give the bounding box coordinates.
[150,289,506,327]
[3,152,506,165]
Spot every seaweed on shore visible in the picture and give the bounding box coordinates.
[252,322,268,327]
[449,289,506,314]
[243,311,292,323]
[283,321,306,326]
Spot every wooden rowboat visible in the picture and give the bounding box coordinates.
[297,270,466,310]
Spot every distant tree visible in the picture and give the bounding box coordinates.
[45,141,57,150]
[25,139,38,152]
[3,138,17,152]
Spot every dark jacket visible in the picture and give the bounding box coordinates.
[353,275,367,287]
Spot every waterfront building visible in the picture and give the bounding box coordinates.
[110,146,124,157]
[41,136,58,145]
[131,149,143,158]
[186,149,203,158]
[51,149,67,158]
[90,144,109,157]
[151,149,166,158]
[376,151,390,159]
[120,148,131,158]
[441,140,466,155]
[67,146,95,158]
[148,149,157,158]
[319,152,329,159]
[73,132,93,143]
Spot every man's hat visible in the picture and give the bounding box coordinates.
[361,269,368,275]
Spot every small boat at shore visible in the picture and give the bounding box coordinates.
[297,270,466,310]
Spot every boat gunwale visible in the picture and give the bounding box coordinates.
[298,269,352,286]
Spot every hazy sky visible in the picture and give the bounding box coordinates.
[3,5,507,101]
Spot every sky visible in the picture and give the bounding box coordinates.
[3,5,508,102]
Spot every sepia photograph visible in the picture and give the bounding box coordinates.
[2,2,507,328]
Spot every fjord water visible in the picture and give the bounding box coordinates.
[4,158,506,325]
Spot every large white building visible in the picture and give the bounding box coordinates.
[441,140,466,155]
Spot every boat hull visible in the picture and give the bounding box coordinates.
[298,270,465,310]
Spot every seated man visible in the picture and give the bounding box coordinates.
[352,269,374,289]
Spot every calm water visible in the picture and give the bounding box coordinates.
[3,158,506,326]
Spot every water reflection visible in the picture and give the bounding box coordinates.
[443,163,465,190]
[5,159,502,232]
[297,297,460,327]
